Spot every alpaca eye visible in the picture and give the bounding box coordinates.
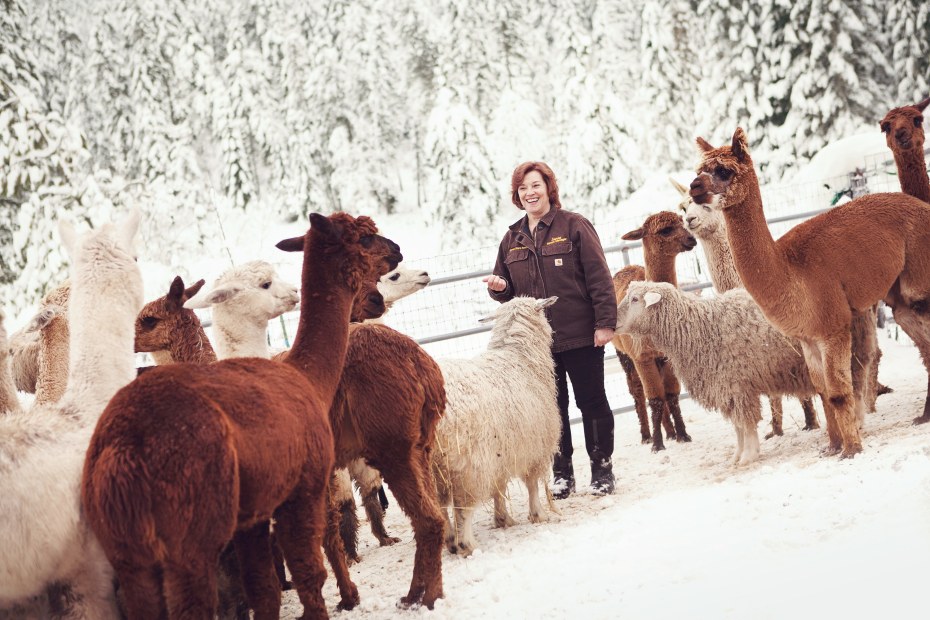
[141,316,158,328]
[915,117,923,128]
[881,122,891,133]
[261,282,272,289]
[715,166,733,180]
[360,236,374,248]
[389,273,401,281]
[703,205,711,212]
[658,227,673,236]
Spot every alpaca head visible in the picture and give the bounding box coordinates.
[672,178,722,238]
[275,212,403,292]
[880,97,929,154]
[350,280,386,322]
[480,296,557,347]
[616,281,674,335]
[25,305,65,335]
[689,127,756,211]
[621,211,697,256]
[379,266,431,305]
[58,209,144,312]
[135,276,207,353]
[184,261,299,325]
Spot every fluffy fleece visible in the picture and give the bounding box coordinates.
[617,281,817,466]
[8,282,71,396]
[432,296,560,557]
[0,310,21,415]
[0,211,143,617]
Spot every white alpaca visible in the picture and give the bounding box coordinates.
[617,281,818,466]
[184,260,299,359]
[433,296,560,557]
[0,210,143,617]
[369,266,431,323]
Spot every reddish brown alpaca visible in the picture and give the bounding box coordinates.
[135,277,216,364]
[611,211,696,451]
[274,264,447,608]
[690,128,930,456]
[82,212,401,619]
[881,97,930,203]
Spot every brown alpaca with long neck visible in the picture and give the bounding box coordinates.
[881,97,930,203]
[135,276,217,364]
[82,212,401,619]
[611,211,696,451]
[690,128,930,456]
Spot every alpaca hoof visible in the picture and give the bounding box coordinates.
[877,383,893,396]
[912,414,930,426]
[803,423,820,431]
[378,535,402,546]
[446,542,458,555]
[346,554,361,566]
[641,435,651,444]
[494,515,516,528]
[651,442,666,453]
[820,445,842,457]
[336,588,361,611]
[281,580,293,592]
[840,445,862,459]
[665,432,678,441]
[675,432,692,443]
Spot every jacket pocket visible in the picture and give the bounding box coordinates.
[541,240,572,257]
[541,240,584,298]
[504,247,532,295]
[505,248,530,264]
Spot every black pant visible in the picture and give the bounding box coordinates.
[553,345,614,461]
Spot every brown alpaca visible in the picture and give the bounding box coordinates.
[611,211,696,451]
[82,212,401,619]
[135,276,216,364]
[0,309,21,415]
[880,97,930,203]
[689,128,930,456]
[350,280,386,322]
[272,264,447,606]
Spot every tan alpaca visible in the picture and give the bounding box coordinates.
[689,128,930,456]
[880,97,930,203]
[611,211,696,451]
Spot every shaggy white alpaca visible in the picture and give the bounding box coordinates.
[432,296,560,557]
[0,210,143,617]
[369,266,431,322]
[184,260,298,359]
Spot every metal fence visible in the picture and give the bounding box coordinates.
[248,152,918,425]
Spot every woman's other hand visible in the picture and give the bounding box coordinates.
[594,327,615,347]
[483,275,508,292]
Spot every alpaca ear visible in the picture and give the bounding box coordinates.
[276,235,305,252]
[731,127,749,163]
[165,276,186,312]
[183,284,243,309]
[58,219,78,258]
[116,208,142,250]
[25,306,62,333]
[622,227,645,241]
[696,137,715,153]
[183,279,207,301]
[916,97,930,113]
[309,212,335,238]
[669,177,689,197]
[535,296,558,310]
[643,291,662,307]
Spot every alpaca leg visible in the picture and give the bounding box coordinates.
[765,397,783,439]
[110,565,164,620]
[802,342,841,453]
[616,351,650,443]
[634,356,671,450]
[162,559,220,620]
[321,498,360,611]
[820,334,861,457]
[348,460,399,546]
[647,397,668,452]
[332,468,361,564]
[442,506,456,554]
[731,419,744,465]
[60,547,120,620]
[887,305,930,424]
[379,451,445,608]
[850,309,877,425]
[493,480,516,528]
[801,397,820,430]
[661,361,690,442]
[454,506,478,557]
[232,521,281,620]
[737,400,762,465]
[524,472,545,524]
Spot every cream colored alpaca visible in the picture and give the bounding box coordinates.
[0,310,22,415]
[0,210,143,617]
[690,128,930,455]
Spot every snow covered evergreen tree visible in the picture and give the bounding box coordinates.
[884,0,930,104]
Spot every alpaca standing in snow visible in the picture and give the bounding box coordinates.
[432,296,560,556]
[617,281,818,465]
[8,282,71,401]
[0,310,22,415]
[0,210,143,617]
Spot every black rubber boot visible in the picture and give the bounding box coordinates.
[590,452,615,495]
[551,454,576,499]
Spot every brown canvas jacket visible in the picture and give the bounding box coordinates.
[488,208,617,352]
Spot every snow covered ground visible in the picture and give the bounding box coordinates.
[283,329,930,619]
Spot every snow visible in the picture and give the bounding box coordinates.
[283,329,930,619]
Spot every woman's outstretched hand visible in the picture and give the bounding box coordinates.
[483,275,508,292]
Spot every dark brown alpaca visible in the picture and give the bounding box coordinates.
[880,97,930,203]
[135,276,216,364]
[82,212,401,619]
[611,211,696,451]
[274,253,447,607]
[690,128,930,456]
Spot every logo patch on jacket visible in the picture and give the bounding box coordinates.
[510,245,528,252]
[547,236,567,245]
[554,258,563,266]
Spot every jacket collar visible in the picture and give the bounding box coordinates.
[508,207,560,233]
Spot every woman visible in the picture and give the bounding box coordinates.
[483,161,617,496]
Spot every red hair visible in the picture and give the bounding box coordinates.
[510,161,562,211]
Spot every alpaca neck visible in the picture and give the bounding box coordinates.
[65,283,138,417]
[699,226,742,293]
[34,317,69,406]
[0,354,21,415]
[286,253,354,404]
[151,350,175,365]
[721,174,792,305]
[363,300,393,326]
[644,249,679,287]
[892,148,930,203]
[212,312,270,360]
[169,319,217,364]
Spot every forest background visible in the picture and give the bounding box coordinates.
[2,0,928,314]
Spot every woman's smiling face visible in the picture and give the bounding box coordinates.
[518,170,551,219]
